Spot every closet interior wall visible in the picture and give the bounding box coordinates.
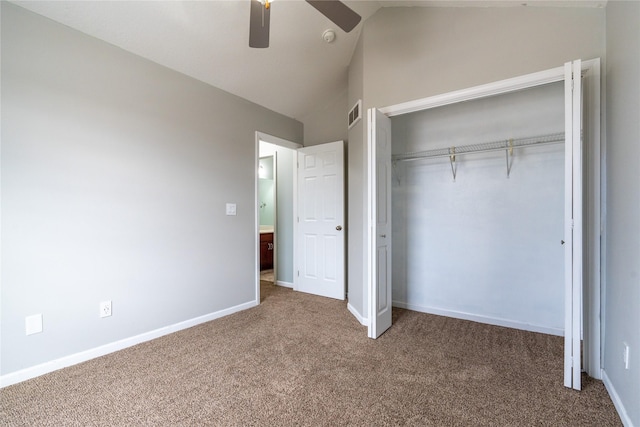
[390,82,566,335]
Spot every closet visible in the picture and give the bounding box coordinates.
[390,81,565,335]
[367,60,602,390]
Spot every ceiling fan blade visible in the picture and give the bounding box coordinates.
[249,0,270,48]
[306,1,361,33]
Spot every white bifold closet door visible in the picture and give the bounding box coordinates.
[368,109,392,339]
[564,59,583,391]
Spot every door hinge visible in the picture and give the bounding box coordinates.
[297,270,300,277]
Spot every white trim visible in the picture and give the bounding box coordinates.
[393,301,564,337]
[256,132,302,151]
[571,59,584,390]
[380,61,601,119]
[255,134,261,305]
[602,370,635,427]
[366,108,375,338]
[0,300,257,388]
[275,280,293,289]
[380,66,565,117]
[348,302,368,326]
[563,60,575,389]
[582,58,602,380]
[293,149,299,292]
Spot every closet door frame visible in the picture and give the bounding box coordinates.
[373,59,602,383]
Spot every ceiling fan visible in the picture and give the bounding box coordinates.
[249,0,361,48]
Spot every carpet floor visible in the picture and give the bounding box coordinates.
[1,281,621,426]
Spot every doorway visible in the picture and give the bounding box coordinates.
[256,133,301,302]
[255,133,347,303]
[258,154,276,284]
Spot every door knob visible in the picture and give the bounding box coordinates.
[380,234,386,238]
[561,240,565,245]
[336,225,343,231]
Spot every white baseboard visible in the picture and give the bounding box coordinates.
[0,300,257,388]
[347,302,368,326]
[392,300,564,337]
[276,280,293,289]
[602,369,635,427]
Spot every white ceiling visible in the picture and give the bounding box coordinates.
[12,0,605,122]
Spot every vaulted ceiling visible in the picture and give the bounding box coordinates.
[11,1,605,122]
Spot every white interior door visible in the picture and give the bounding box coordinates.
[564,59,583,390]
[296,141,345,300]
[368,109,392,338]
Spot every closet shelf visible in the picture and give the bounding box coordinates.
[392,132,565,162]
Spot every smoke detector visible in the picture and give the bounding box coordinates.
[322,29,336,44]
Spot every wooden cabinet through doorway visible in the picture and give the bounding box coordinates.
[260,232,273,270]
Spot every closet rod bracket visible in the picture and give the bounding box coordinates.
[506,139,514,178]
[449,146,457,181]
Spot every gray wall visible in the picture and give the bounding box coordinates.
[346,5,605,327]
[347,34,366,319]
[274,148,295,285]
[302,85,349,147]
[362,7,605,109]
[604,2,640,425]
[1,3,302,376]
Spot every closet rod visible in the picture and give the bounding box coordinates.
[392,132,565,162]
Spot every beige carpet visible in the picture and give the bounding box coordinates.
[1,282,621,426]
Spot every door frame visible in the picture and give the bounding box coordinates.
[255,132,302,303]
[368,59,602,382]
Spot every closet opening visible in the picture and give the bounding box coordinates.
[390,81,566,338]
[368,59,602,390]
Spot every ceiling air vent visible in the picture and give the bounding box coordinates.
[348,100,362,130]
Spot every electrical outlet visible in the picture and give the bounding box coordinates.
[25,314,43,335]
[623,342,630,370]
[100,300,112,318]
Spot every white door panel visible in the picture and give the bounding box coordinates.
[368,109,392,338]
[296,141,345,300]
[564,59,583,391]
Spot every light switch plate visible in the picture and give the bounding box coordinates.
[26,314,43,335]
[226,203,237,216]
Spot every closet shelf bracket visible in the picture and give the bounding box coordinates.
[506,139,514,178]
[449,147,457,181]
